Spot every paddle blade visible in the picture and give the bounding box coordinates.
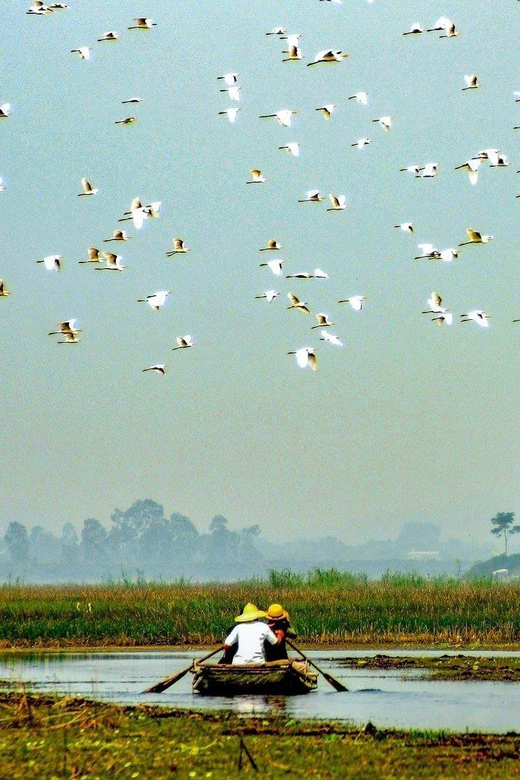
[322,672,348,693]
[142,665,192,694]
[143,647,222,694]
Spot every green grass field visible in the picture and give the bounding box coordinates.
[0,572,518,648]
[0,692,519,780]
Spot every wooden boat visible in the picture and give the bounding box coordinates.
[192,658,318,696]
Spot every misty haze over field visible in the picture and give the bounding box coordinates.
[0,499,506,583]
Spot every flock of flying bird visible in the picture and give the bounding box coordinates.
[5,3,520,375]
[213,11,520,371]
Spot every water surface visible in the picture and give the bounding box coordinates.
[1,650,519,733]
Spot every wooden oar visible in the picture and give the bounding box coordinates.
[286,639,348,692]
[143,647,222,694]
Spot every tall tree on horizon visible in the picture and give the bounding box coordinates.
[490,512,520,557]
[4,521,29,564]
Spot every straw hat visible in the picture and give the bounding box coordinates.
[235,603,268,623]
[266,603,289,621]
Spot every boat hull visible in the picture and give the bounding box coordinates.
[192,659,318,696]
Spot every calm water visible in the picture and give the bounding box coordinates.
[1,650,519,733]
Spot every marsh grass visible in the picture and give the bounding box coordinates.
[0,692,518,779]
[0,571,518,647]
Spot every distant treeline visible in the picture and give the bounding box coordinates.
[0,500,264,582]
[0,501,498,583]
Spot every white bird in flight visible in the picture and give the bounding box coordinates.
[298,189,324,203]
[403,23,425,35]
[78,177,98,196]
[255,290,280,303]
[372,115,393,132]
[259,109,297,127]
[259,238,282,251]
[286,269,328,279]
[320,331,343,346]
[104,229,131,242]
[327,194,347,211]
[339,295,366,311]
[48,319,82,338]
[348,92,368,105]
[489,153,509,168]
[128,18,157,30]
[137,290,171,311]
[394,222,414,233]
[287,292,311,314]
[115,116,137,125]
[287,347,317,370]
[172,335,195,350]
[351,138,371,149]
[166,237,191,256]
[463,74,481,90]
[98,31,119,42]
[460,310,490,328]
[427,17,458,37]
[143,364,167,375]
[218,107,240,123]
[120,197,146,229]
[27,1,53,13]
[94,252,126,271]
[220,86,241,102]
[78,247,103,264]
[282,42,303,62]
[422,292,446,314]
[458,228,494,246]
[247,169,266,184]
[217,72,239,85]
[259,258,286,276]
[454,157,482,185]
[278,142,300,157]
[315,104,336,120]
[312,313,334,329]
[307,49,349,65]
[0,104,11,119]
[71,47,91,60]
[37,254,62,271]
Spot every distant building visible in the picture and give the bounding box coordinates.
[407,550,440,561]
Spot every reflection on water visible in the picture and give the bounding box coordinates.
[0,650,519,733]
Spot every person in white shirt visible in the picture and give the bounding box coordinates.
[222,603,280,665]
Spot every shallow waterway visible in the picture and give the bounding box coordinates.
[1,650,519,733]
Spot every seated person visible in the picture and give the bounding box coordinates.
[222,603,280,665]
[264,603,297,662]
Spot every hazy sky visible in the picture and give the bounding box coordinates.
[1,0,519,550]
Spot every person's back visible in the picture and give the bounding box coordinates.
[222,603,279,665]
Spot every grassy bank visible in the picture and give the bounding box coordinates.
[0,692,519,779]
[0,574,519,648]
